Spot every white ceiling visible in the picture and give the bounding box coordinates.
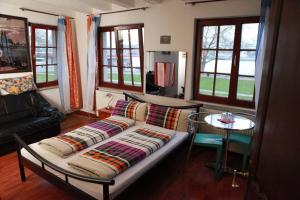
[0,0,162,14]
[0,0,235,16]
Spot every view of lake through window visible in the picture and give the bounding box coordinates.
[99,24,144,91]
[194,17,259,107]
[31,24,58,88]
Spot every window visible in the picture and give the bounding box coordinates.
[193,17,259,108]
[31,24,58,88]
[99,24,144,91]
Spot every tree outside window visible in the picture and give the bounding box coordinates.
[99,24,144,92]
[194,17,259,108]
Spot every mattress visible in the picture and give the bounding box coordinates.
[21,122,189,199]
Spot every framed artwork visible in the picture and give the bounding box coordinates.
[160,35,171,44]
[0,14,31,74]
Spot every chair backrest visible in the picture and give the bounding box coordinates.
[231,112,256,136]
[187,111,210,134]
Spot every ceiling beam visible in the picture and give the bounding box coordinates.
[82,0,112,11]
[2,0,76,16]
[34,0,112,13]
[102,0,135,8]
[33,0,93,13]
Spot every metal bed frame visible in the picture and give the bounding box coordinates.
[14,92,203,200]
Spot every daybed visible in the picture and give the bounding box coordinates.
[14,92,202,200]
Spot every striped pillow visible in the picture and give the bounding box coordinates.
[112,100,140,119]
[146,104,181,130]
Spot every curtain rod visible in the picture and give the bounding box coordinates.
[91,7,149,16]
[185,0,227,5]
[20,8,75,19]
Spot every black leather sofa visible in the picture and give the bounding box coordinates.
[0,91,64,156]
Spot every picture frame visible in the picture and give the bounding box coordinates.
[160,35,171,44]
[0,14,31,74]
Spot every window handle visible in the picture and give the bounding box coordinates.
[233,54,237,67]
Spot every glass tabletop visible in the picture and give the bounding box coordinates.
[204,114,255,131]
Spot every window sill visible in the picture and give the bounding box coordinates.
[188,99,256,114]
[97,87,255,113]
[37,85,59,91]
[96,87,143,95]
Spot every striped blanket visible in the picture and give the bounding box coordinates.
[39,116,134,157]
[68,127,174,179]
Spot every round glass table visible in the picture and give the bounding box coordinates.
[204,113,255,173]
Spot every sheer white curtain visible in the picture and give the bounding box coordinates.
[57,16,71,112]
[86,15,100,111]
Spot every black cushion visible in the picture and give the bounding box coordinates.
[0,92,36,116]
[0,109,35,125]
[0,116,60,144]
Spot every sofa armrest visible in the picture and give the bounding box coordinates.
[30,92,64,121]
[39,106,65,121]
[42,106,58,113]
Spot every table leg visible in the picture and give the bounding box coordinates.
[223,129,230,171]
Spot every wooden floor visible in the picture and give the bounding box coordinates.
[0,114,247,200]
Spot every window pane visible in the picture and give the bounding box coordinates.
[48,48,56,64]
[202,26,218,49]
[48,65,57,81]
[199,73,214,96]
[112,67,118,83]
[111,31,116,48]
[237,76,255,101]
[215,74,230,97]
[123,68,133,85]
[118,30,129,48]
[36,65,46,83]
[36,48,46,65]
[112,49,117,66]
[239,51,256,76]
[103,67,111,83]
[130,29,139,48]
[35,29,46,46]
[48,30,56,47]
[201,50,216,72]
[102,50,111,65]
[241,23,259,49]
[102,32,110,48]
[219,25,235,49]
[217,51,233,74]
[131,49,140,67]
[122,49,131,67]
[133,68,141,86]
[99,26,143,89]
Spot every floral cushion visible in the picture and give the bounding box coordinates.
[0,75,37,95]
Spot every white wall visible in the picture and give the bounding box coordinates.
[0,2,79,111]
[0,0,261,113]
[73,12,89,112]
[0,2,68,111]
[96,0,261,110]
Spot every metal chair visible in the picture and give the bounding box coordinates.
[187,112,224,180]
[229,112,255,172]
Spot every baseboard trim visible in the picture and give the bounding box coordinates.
[73,110,98,118]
